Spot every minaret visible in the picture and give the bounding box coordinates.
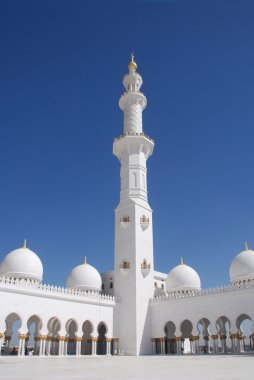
[113,54,154,355]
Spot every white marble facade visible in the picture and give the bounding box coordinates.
[0,55,254,357]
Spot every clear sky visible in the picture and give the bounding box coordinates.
[0,0,253,288]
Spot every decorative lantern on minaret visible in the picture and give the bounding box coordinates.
[113,54,155,355]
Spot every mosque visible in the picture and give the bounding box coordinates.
[0,55,254,357]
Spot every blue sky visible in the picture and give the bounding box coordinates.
[0,0,253,287]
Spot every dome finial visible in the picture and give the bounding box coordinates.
[84,256,87,265]
[23,239,27,248]
[245,242,249,251]
[180,257,184,265]
[128,52,137,72]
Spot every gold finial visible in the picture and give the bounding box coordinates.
[84,256,87,265]
[23,239,27,248]
[128,52,137,71]
[180,257,184,265]
[245,242,249,251]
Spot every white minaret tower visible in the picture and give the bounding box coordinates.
[113,54,154,355]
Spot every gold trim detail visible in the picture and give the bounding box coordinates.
[18,334,27,340]
[128,52,137,71]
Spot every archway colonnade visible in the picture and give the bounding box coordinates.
[152,314,254,355]
[0,313,117,356]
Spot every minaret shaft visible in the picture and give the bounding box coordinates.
[113,55,155,355]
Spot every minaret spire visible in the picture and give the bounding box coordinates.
[128,52,137,72]
[118,54,147,134]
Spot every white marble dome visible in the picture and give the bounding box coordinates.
[66,258,102,292]
[0,241,43,282]
[166,259,201,293]
[230,244,254,284]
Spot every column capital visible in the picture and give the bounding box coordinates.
[91,337,98,342]
[175,336,182,342]
[59,336,65,341]
[211,335,218,340]
[220,335,226,340]
[18,334,27,340]
[76,337,82,342]
[114,338,119,343]
[0,333,4,339]
[106,337,112,343]
[192,336,199,341]
[230,333,238,339]
[203,335,209,341]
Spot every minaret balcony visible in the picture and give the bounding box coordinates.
[113,133,154,161]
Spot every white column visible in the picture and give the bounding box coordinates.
[18,338,22,356]
[204,336,210,354]
[37,338,41,355]
[46,339,51,356]
[64,339,68,355]
[230,334,239,353]
[76,338,81,356]
[151,339,156,355]
[113,339,119,355]
[58,337,65,356]
[220,335,227,353]
[41,337,46,356]
[91,338,97,356]
[160,338,165,355]
[211,335,218,354]
[176,337,182,355]
[4,336,10,355]
[106,338,111,355]
[239,336,244,353]
[0,334,4,355]
[58,340,62,356]
[18,335,26,356]
[21,337,26,356]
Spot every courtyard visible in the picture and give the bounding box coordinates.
[0,355,253,380]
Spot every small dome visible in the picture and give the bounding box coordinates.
[0,241,43,282]
[66,258,102,292]
[166,259,201,293]
[230,243,254,284]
